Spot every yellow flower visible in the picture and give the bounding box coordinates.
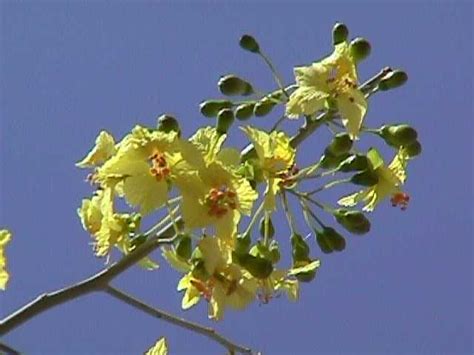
[76,131,116,168]
[176,127,257,242]
[241,126,296,210]
[286,42,367,138]
[176,163,257,244]
[255,269,299,304]
[78,188,131,257]
[177,237,257,320]
[0,229,12,290]
[97,126,184,215]
[338,148,410,211]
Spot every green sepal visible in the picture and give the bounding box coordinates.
[327,132,353,156]
[175,233,192,260]
[338,154,369,172]
[240,253,274,279]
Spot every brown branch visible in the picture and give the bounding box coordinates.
[0,342,20,355]
[105,285,255,354]
[0,224,177,335]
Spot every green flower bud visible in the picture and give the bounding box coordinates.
[239,34,260,53]
[269,240,281,263]
[334,209,371,235]
[378,70,408,91]
[332,22,349,45]
[235,232,251,255]
[259,217,275,238]
[316,232,333,254]
[175,234,192,260]
[157,114,180,136]
[327,132,353,156]
[294,267,317,283]
[199,100,232,118]
[320,151,351,169]
[235,103,255,120]
[350,37,371,62]
[254,99,276,117]
[291,233,310,262]
[240,254,274,279]
[216,108,235,135]
[218,75,253,96]
[404,140,422,157]
[381,124,417,147]
[350,170,379,186]
[338,154,369,172]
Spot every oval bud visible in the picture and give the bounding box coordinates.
[291,233,310,262]
[235,103,255,120]
[216,108,235,135]
[381,124,417,147]
[239,34,260,53]
[327,132,353,156]
[378,70,408,91]
[323,227,346,252]
[332,22,349,45]
[218,75,252,96]
[157,114,180,136]
[259,217,275,238]
[199,100,233,118]
[320,151,351,169]
[404,140,422,157]
[338,154,369,172]
[240,254,274,279]
[175,234,192,260]
[350,37,371,62]
[295,269,317,283]
[254,99,276,117]
[334,209,371,235]
[350,170,379,186]
[316,232,333,254]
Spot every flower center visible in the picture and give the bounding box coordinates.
[277,165,299,188]
[190,279,213,301]
[205,185,237,218]
[326,66,358,100]
[149,151,170,181]
[390,192,410,211]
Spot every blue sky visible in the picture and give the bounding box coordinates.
[0,2,472,354]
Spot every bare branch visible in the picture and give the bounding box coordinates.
[105,286,255,354]
[0,225,177,335]
[0,342,21,355]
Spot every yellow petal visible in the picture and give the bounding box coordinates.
[145,337,168,355]
[162,248,191,273]
[76,131,116,168]
[0,229,12,290]
[337,89,367,139]
[122,172,168,215]
[286,86,328,118]
[388,149,409,184]
[338,190,369,207]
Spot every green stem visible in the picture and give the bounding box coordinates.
[280,191,297,234]
[307,178,351,195]
[258,50,289,99]
[243,200,265,237]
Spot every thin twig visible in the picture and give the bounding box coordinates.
[0,224,178,336]
[105,286,254,354]
[0,342,20,355]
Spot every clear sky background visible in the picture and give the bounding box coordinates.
[0,1,472,354]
